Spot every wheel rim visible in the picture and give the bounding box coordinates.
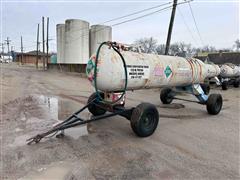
[166,92,173,103]
[215,97,222,112]
[142,112,156,132]
[167,96,172,103]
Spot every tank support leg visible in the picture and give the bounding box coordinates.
[175,84,208,104]
[192,84,208,104]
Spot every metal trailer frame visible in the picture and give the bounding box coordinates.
[27,85,222,145]
[219,76,240,90]
[27,99,134,145]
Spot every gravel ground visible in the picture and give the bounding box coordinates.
[0,63,239,180]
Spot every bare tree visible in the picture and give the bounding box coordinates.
[156,44,165,55]
[134,37,158,53]
[201,45,216,53]
[234,39,240,51]
[169,43,180,55]
[133,37,223,57]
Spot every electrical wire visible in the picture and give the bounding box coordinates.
[66,5,173,44]
[11,0,190,52]
[101,1,172,24]
[188,1,204,46]
[111,5,172,26]
[177,6,200,47]
[8,2,172,52]
[52,1,172,37]
[65,0,191,44]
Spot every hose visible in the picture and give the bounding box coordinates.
[94,41,128,104]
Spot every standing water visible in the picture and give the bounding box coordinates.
[37,94,90,139]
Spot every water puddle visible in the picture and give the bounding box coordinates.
[34,94,91,139]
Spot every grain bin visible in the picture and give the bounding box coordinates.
[90,25,112,55]
[64,19,89,64]
[56,24,65,63]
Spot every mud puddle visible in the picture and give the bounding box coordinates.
[31,95,91,140]
[156,103,185,109]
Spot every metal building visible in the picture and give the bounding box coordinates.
[56,24,65,63]
[90,25,112,55]
[64,19,90,64]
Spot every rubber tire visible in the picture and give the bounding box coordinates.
[206,94,223,115]
[160,88,173,104]
[200,84,210,95]
[233,79,240,88]
[87,92,106,116]
[222,81,228,90]
[130,103,159,137]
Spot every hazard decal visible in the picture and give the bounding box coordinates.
[164,65,172,78]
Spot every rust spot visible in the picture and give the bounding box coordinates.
[144,79,150,86]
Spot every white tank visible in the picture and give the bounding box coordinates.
[220,64,240,78]
[90,25,112,55]
[56,24,65,63]
[86,46,220,92]
[64,19,89,64]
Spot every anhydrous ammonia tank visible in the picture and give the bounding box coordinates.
[90,25,112,55]
[220,64,240,78]
[65,19,89,64]
[56,24,65,63]
[86,46,220,92]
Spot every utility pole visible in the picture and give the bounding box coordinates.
[46,17,49,70]
[165,0,178,55]
[21,36,23,65]
[42,16,45,70]
[36,23,40,69]
[0,43,4,55]
[0,43,4,62]
[5,37,11,60]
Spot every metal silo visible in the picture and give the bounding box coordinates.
[64,19,90,64]
[56,24,65,63]
[90,25,112,56]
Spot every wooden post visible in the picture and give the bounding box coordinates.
[36,23,39,69]
[42,16,45,70]
[46,17,49,69]
[21,36,23,65]
[165,0,178,55]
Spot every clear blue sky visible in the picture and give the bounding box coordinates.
[0,0,239,52]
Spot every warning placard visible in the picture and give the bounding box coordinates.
[126,65,150,79]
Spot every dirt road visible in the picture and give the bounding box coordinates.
[1,63,239,179]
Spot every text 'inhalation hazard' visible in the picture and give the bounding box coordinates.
[127,65,149,79]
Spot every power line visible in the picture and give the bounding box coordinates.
[6,2,173,52]
[177,6,200,47]
[112,5,172,26]
[52,1,172,37]
[103,1,172,24]
[67,5,174,44]
[188,1,204,46]
[9,0,189,52]
[66,0,190,44]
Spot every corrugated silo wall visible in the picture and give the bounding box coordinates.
[90,25,112,56]
[64,19,90,64]
[56,24,65,63]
